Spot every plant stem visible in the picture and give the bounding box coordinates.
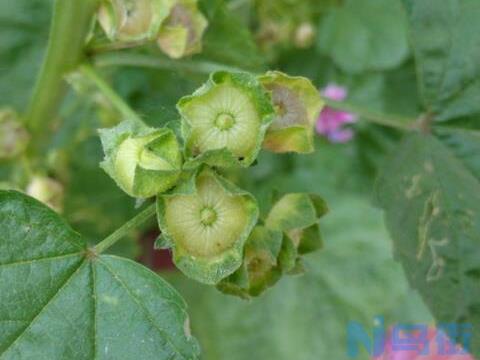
[323,98,415,131]
[94,52,245,74]
[25,0,99,151]
[94,203,157,254]
[79,64,145,124]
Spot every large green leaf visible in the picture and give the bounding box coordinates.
[317,0,409,74]
[402,0,480,120]
[0,190,199,359]
[375,133,480,357]
[168,195,431,360]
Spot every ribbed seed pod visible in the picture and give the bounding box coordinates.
[156,168,259,284]
[157,0,208,59]
[217,226,283,299]
[266,193,328,273]
[99,120,182,198]
[0,109,29,160]
[259,71,324,153]
[98,0,174,42]
[177,71,275,168]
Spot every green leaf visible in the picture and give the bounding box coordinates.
[317,0,409,74]
[0,190,199,359]
[375,133,480,357]
[403,0,480,120]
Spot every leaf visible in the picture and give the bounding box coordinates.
[317,0,409,74]
[402,0,480,120]
[167,195,432,360]
[375,133,480,357]
[0,190,199,359]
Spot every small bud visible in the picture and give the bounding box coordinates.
[177,71,275,168]
[156,168,259,284]
[98,0,174,42]
[157,0,208,59]
[266,193,328,272]
[259,71,324,153]
[294,22,315,48]
[217,226,283,299]
[26,176,64,213]
[99,120,182,198]
[0,109,29,160]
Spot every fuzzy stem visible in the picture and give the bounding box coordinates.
[25,0,99,150]
[94,203,156,254]
[79,64,145,124]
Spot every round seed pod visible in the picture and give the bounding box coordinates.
[0,109,29,160]
[98,0,174,42]
[157,0,208,59]
[259,71,324,154]
[217,226,283,299]
[156,168,259,284]
[177,71,275,169]
[99,120,182,198]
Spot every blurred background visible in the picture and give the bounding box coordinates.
[0,0,434,358]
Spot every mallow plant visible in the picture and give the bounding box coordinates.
[1,0,480,359]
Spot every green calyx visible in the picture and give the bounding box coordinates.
[0,109,29,160]
[259,71,324,154]
[266,193,328,273]
[99,120,182,198]
[177,71,275,169]
[98,0,174,42]
[217,226,283,299]
[157,0,208,59]
[156,167,259,285]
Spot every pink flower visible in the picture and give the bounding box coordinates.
[316,83,357,143]
[373,327,474,360]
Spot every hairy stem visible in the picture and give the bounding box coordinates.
[94,203,157,254]
[323,98,415,131]
[79,64,145,124]
[94,52,245,74]
[25,0,99,151]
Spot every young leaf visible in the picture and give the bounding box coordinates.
[402,0,480,120]
[375,133,480,357]
[0,190,199,359]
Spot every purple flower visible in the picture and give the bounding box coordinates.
[316,84,357,143]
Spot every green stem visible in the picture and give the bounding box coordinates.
[323,98,415,131]
[79,64,144,124]
[94,52,245,74]
[94,203,157,254]
[25,0,99,150]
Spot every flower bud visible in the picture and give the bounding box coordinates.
[26,176,64,213]
[0,109,29,160]
[157,0,208,59]
[259,71,324,153]
[98,0,173,42]
[156,168,259,284]
[294,22,315,48]
[99,120,182,198]
[177,71,275,168]
[266,193,328,272]
[217,226,283,299]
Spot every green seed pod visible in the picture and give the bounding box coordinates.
[98,0,174,42]
[177,71,275,168]
[156,168,259,284]
[99,120,182,198]
[259,71,324,154]
[157,0,208,59]
[0,109,29,160]
[217,226,283,299]
[266,193,328,272]
[26,176,64,213]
